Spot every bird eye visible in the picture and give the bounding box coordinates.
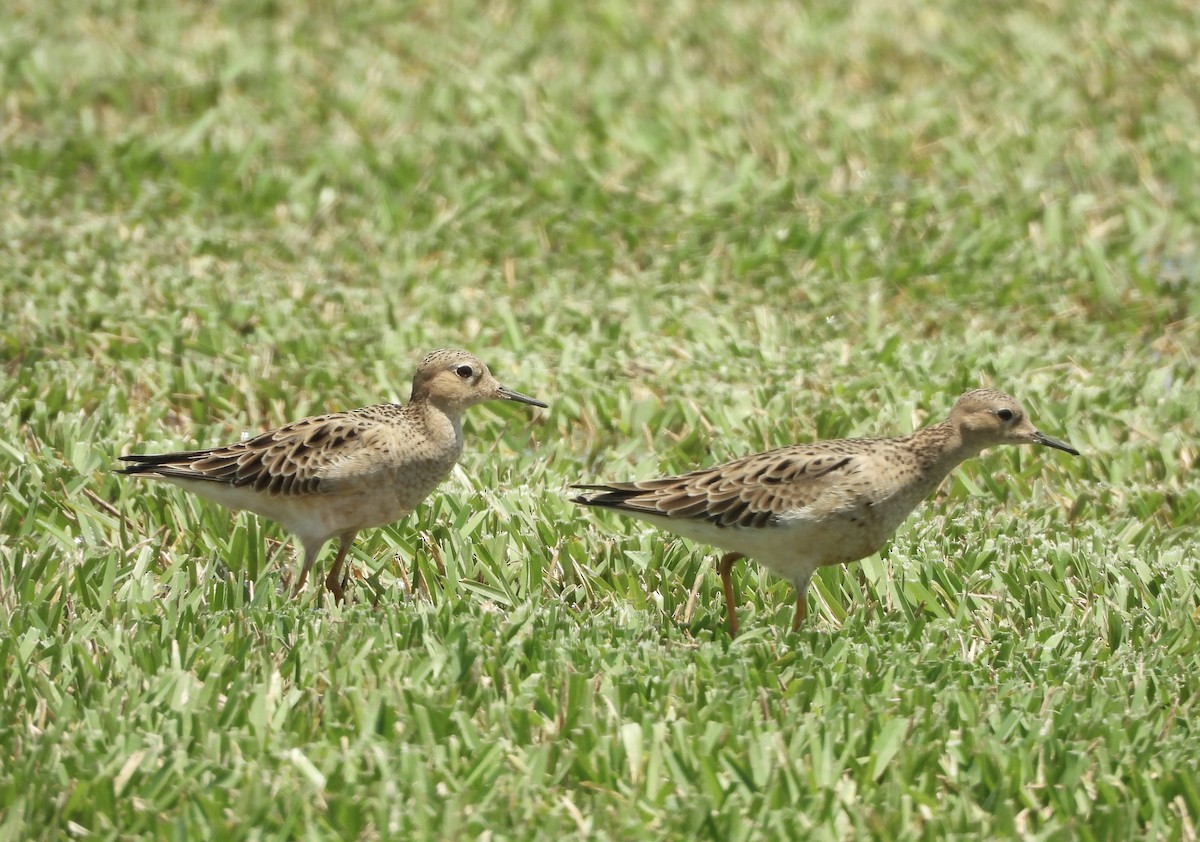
[454,364,475,379]
[996,408,1014,422]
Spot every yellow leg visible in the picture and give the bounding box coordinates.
[718,552,745,637]
[323,534,355,604]
[791,592,807,631]
[790,572,813,631]
[294,541,322,596]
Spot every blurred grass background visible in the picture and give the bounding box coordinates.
[2,0,1198,838]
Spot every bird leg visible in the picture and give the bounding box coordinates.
[294,541,322,596]
[792,593,807,630]
[324,533,356,603]
[718,552,745,637]
[791,572,813,631]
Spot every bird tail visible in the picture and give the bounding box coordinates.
[568,482,647,508]
[117,449,222,482]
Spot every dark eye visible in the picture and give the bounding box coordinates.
[454,364,475,379]
[996,408,1014,422]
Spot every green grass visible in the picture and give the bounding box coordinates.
[2,0,1199,838]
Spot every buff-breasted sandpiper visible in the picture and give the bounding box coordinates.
[572,388,1078,634]
[121,349,546,601]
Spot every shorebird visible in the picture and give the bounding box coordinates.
[572,389,1079,634]
[120,349,546,601]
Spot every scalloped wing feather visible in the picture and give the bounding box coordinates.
[120,411,377,497]
[573,445,863,529]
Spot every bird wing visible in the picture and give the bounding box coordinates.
[119,409,381,497]
[572,444,865,529]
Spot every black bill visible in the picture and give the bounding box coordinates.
[498,385,548,409]
[1033,430,1079,456]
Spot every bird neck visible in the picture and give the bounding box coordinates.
[418,400,465,453]
[905,419,986,487]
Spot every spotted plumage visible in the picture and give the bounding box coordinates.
[120,349,547,601]
[572,388,1079,634]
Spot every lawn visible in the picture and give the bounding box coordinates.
[2,0,1199,838]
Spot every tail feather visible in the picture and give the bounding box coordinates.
[569,482,648,509]
[118,449,221,480]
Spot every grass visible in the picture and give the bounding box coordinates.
[2,0,1199,837]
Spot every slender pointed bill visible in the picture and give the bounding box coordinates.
[497,385,548,408]
[1032,430,1079,456]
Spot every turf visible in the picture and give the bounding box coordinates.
[2,0,1199,838]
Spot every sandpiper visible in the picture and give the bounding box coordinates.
[120,349,547,601]
[572,389,1079,634]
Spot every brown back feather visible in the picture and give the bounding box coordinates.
[572,444,864,529]
[119,408,385,497]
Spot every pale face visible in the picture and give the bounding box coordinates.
[952,389,1078,454]
[413,349,546,411]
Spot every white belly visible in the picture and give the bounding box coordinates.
[617,508,889,587]
[158,475,422,548]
